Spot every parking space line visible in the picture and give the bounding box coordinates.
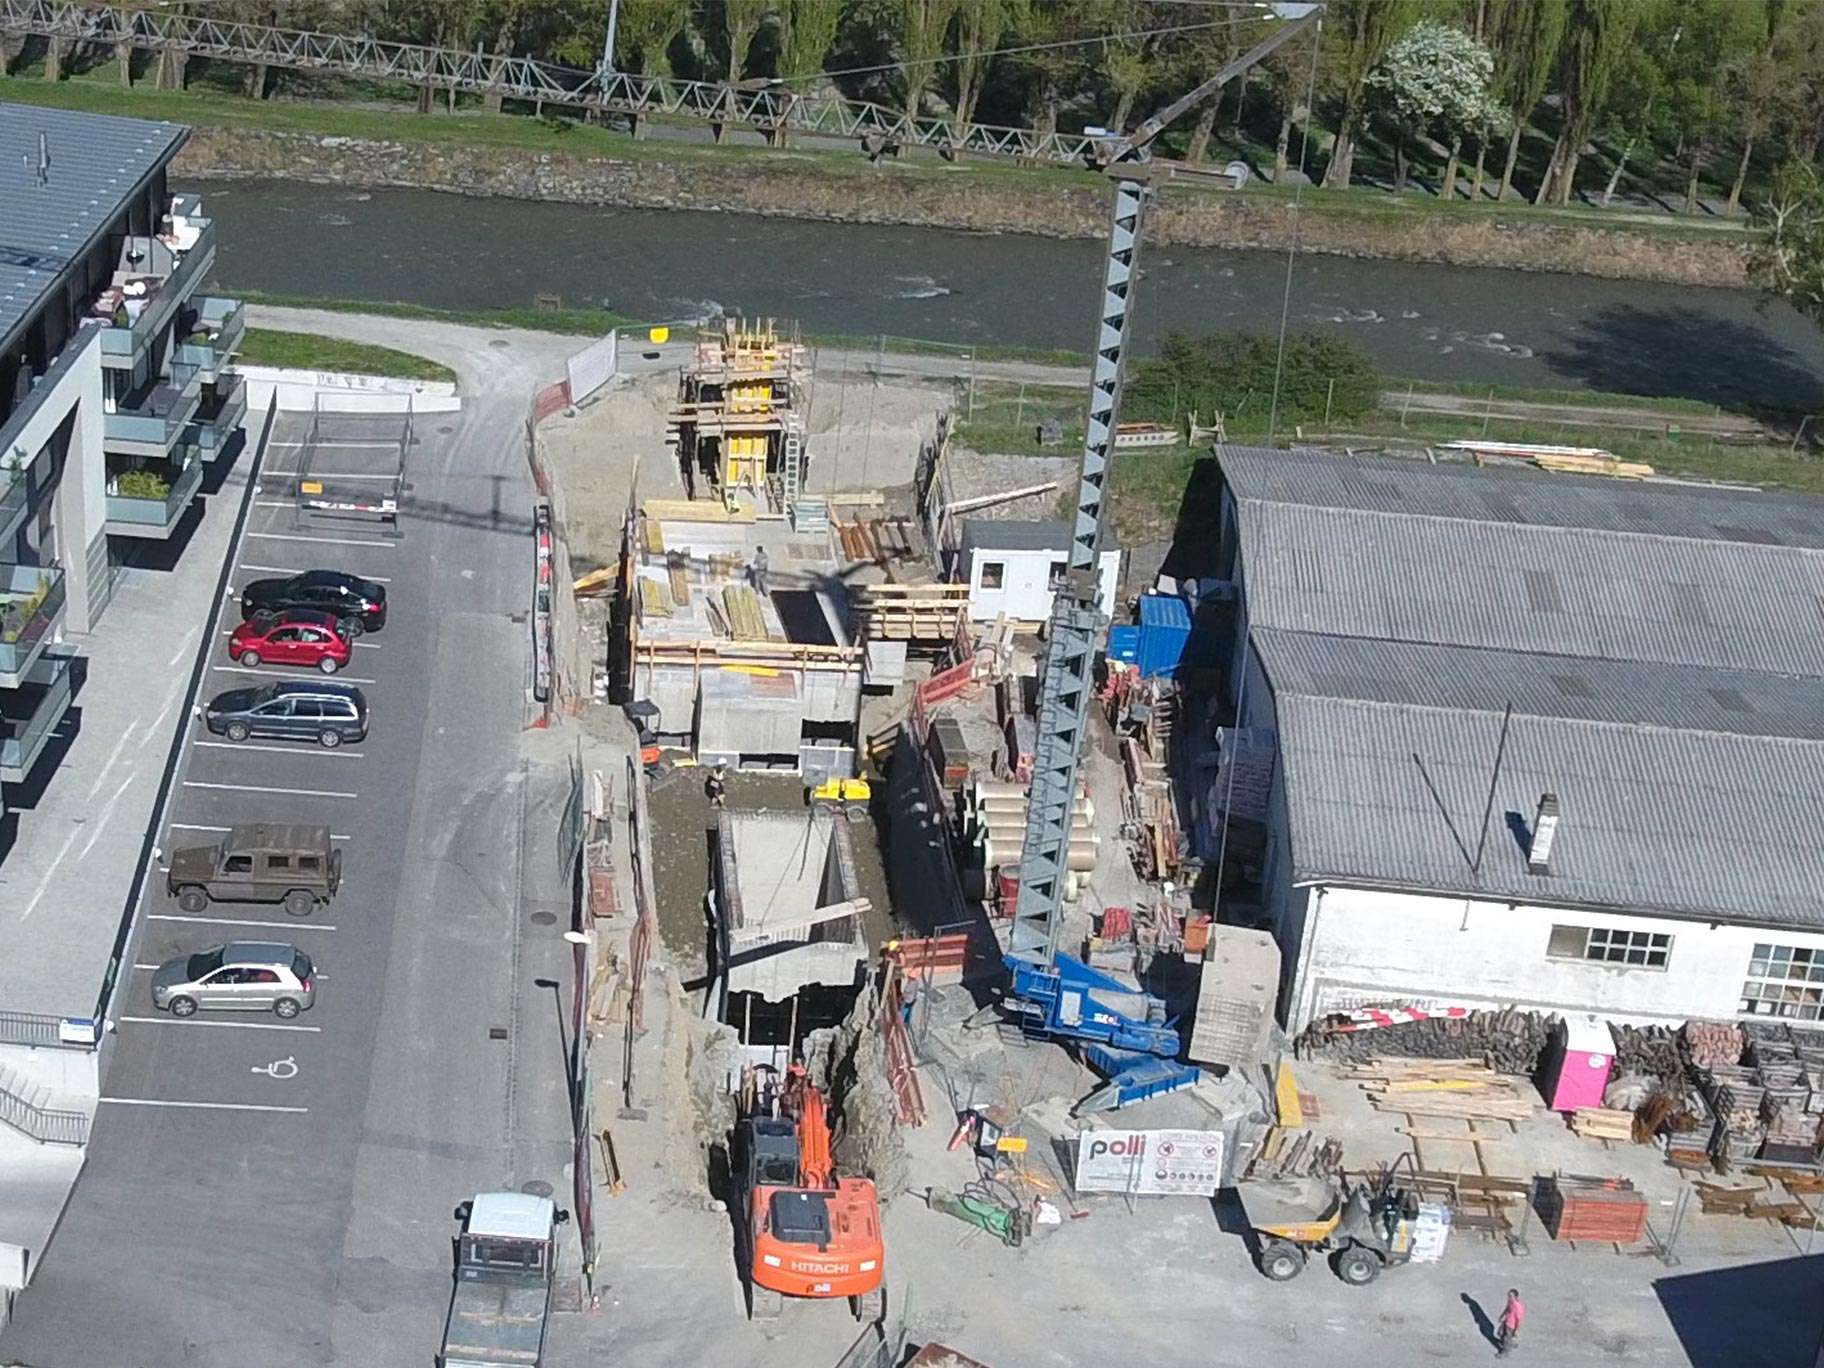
[100,1098,310,1115]
[148,914,338,932]
[247,532,396,549]
[183,780,358,799]
[167,823,351,841]
[260,472,400,480]
[211,666,377,685]
[193,741,363,759]
[238,564,392,583]
[119,1015,321,1034]
[130,963,328,979]
[265,440,401,451]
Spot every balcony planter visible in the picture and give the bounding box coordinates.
[106,460,203,539]
[0,564,66,687]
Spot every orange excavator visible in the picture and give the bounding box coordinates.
[735,1065,885,1322]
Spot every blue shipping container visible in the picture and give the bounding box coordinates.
[1135,594,1192,678]
[1107,624,1140,665]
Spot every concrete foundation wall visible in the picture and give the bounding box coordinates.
[1285,882,1824,1031]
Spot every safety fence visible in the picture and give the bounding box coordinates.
[0,0,1104,168]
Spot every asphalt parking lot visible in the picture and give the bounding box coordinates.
[3,402,580,1367]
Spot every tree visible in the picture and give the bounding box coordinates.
[1781,0,1824,163]
[901,0,958,119]
[949,0,1017,133]
[1317,0,1423,189]
[1485,0,1566,199]
[1365,18,1502,194]
[779,0,844,82]
[595,0,691,76]
[715,0,774,85]
[1173,8,1241,165]
[1655,0,1758,215]
[1726,0,1804,216]
[1253,21,1321,179]
[1752,160,1824,330]
[1536,0,1646,206]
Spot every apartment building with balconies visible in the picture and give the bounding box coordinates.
[0,104,241,790]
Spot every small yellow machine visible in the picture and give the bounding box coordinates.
[1236,1163,1422,1286]
[808,777,871,804]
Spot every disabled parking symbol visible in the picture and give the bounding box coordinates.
[251,1056,299,1080]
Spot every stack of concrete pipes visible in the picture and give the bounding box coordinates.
[967,779,1100,903]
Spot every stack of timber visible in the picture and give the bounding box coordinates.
[855,583,968,647]
[721,584,779,642]
[1121,734,1181,882]
[1570,1108,1637,1143]
[1696,1176,1821,1227]
[1347,1059,1536,1124]
[1683,1020,1745,1069]
[1247,1130,1343,1181]
[1296,1007,1555,1072]
[1539,1175,1647,1244]
[836,515,916,567]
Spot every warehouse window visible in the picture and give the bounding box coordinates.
[1740,943,1824,1020]
[979,560,1005,590]
[1547,924,1671,969]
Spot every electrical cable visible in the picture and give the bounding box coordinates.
[1265,11,1321,444]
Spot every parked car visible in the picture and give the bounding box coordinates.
[203,680,367,748]
[229,609,351,673]
[150,942,316,1019]
[242,570,387,636]
[165,823,341,917]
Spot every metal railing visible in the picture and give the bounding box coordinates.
[0,1009,89,1051]
[0,1082,89,1146]
[0,0,1104,167]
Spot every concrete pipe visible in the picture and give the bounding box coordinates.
[976,834,1100,869]
[971,796,1096,825]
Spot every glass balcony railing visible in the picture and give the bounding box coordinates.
[0,330,99,545]
[95,218,218,371]
[103,363,203,458]
[0,651,75,783]
[173,297,245,382]
[0,564,66,688]
[106,456,205,538]
[185,374,247,453]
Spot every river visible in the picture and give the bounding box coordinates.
[192,178,1824,412]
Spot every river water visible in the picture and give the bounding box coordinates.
[192,178,1824,411]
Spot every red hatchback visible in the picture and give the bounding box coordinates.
[228,610,352,674]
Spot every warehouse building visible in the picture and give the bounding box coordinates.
[1210,445,1824,1032]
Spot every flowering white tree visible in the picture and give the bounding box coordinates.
[1367,19,1505,195]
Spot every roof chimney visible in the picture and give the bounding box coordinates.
[1527,793,1560,875]
[35,132,49,188]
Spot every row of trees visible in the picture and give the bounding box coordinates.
[179,2,1824,213]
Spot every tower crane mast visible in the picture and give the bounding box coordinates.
[1001,4,1323,1109]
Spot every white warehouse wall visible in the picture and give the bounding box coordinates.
[1282,883,1824,1031]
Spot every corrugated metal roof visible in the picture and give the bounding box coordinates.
[1253,629,1824,743]
[1275,689,1824,928]
[0,104,187,354]
[1227,446,1824,928]
[1238,500,1824,675]
[1220,444,1824,550]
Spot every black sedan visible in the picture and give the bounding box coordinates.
[241,570,387,635]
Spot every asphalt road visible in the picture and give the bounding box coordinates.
[0,336,584,1366]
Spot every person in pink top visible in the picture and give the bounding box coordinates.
[1497,1288,1525,1356]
